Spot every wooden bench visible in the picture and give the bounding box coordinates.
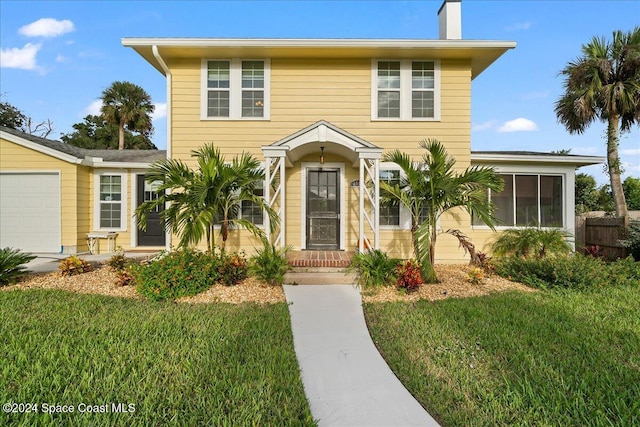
[87,232,118,254]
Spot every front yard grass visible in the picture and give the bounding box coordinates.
[364,286,640,426]
[0,289,315,427]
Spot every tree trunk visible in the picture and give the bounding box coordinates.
[118,123,125,150]
[607,114,628,219]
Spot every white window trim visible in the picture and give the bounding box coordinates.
[472,169,567,230]
[371,59,441,121]
[201,58,271,120]
[94,171,127,232]
[379,162,411,230]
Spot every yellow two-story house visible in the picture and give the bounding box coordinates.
[0,0,602,258]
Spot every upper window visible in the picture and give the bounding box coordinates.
[202,59,270,120]
[372,60,440,121]
[473,174,564,228]
[95,173,127,230]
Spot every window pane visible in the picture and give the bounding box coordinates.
[380,170,401,226]
[208,91,230,117]
[377,61,400,89]
[207,61,230,89]
[540,175,563,227]
[516,175,538,226]
[472,187,489,226]
[412,91,434,118]
[242,61,264,89]
[100,203,121,228]
[492,174,514,226]
[100,176,121,201]
[412,62,434,89]
[242,90,264,117]
[241,185,264,225]
[378,91,400,118]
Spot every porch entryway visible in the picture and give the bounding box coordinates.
[306,169,340,250]
[136,175,166,247]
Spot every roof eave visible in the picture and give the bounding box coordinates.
[471,152,606,167]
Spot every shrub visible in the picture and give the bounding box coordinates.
[620,221,640,261]
[106,249,134,272]
[467,267,484,285]
[491,227,572,259]
[495,254,640,290]
[115,269,135,287]
[395,259,424,292]
[133,248,219,301]
[348,249,398,288]
[0,247,36,286]
[59,256,93,277]
[218,251,248,286]
[249,243,290,286]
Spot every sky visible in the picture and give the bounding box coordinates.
[1,0,639,185]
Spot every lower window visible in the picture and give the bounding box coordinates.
[474,174,564,227]
[99,175,123,228]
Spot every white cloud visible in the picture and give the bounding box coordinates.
[571,146,600,155]
[19,18,75,38]
[151,103,167,121]
[84,100,102,116]
[506,22,532,31]
[472,120,498,132]
[621,148,640,156]
[521,90,549,100]
[55,54,68,63]
[498,118,539,133]
[0,43,41,70]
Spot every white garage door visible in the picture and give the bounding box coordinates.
[0,172,61,252]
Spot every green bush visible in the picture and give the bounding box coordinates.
[134,248,219,301]
[249,243,290,286]
[495,255,640,290]
[620,221,640,261]
[348,249,398,288]
[218,251,248,286]
[106,250,137,272]
[491,227,572,259]
[59,255,93,277]
[0,247,36,286]
[395,259,424,292]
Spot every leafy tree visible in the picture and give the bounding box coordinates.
[596,184,616,213]
[555,27,640,219]
[381,139,503,283]
[135,143,277,252]
[100,81,154,150]
[575,173,600,213]
[61,115,156,149]
[0,98,27,130]
[623,176,640,210]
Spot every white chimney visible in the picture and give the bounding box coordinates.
[438,0,462,40]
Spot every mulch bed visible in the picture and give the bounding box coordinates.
[2,263,534,304]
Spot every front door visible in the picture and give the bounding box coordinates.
[306,169,339,250]
[137,175,165,246]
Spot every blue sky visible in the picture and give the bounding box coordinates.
[1,0,638,184]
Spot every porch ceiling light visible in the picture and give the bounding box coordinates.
[320,146,325,164]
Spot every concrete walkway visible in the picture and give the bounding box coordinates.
[283,284,440,427]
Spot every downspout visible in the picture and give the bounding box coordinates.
[152,45,172,252]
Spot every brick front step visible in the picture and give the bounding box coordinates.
[284,270,358,286]
[287,259,351,268]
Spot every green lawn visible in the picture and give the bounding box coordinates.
[364,287,640,427]
[0,290,315,427]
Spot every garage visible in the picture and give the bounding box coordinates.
[0,172,61,253]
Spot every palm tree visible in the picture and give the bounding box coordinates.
[381,139,503,283]
[555,27,640,219]
[135,143,278,252]
[100,81,154,150]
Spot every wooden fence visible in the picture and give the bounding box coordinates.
[577,216,628,259]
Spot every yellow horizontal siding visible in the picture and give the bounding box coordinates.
[165,56,477,258]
